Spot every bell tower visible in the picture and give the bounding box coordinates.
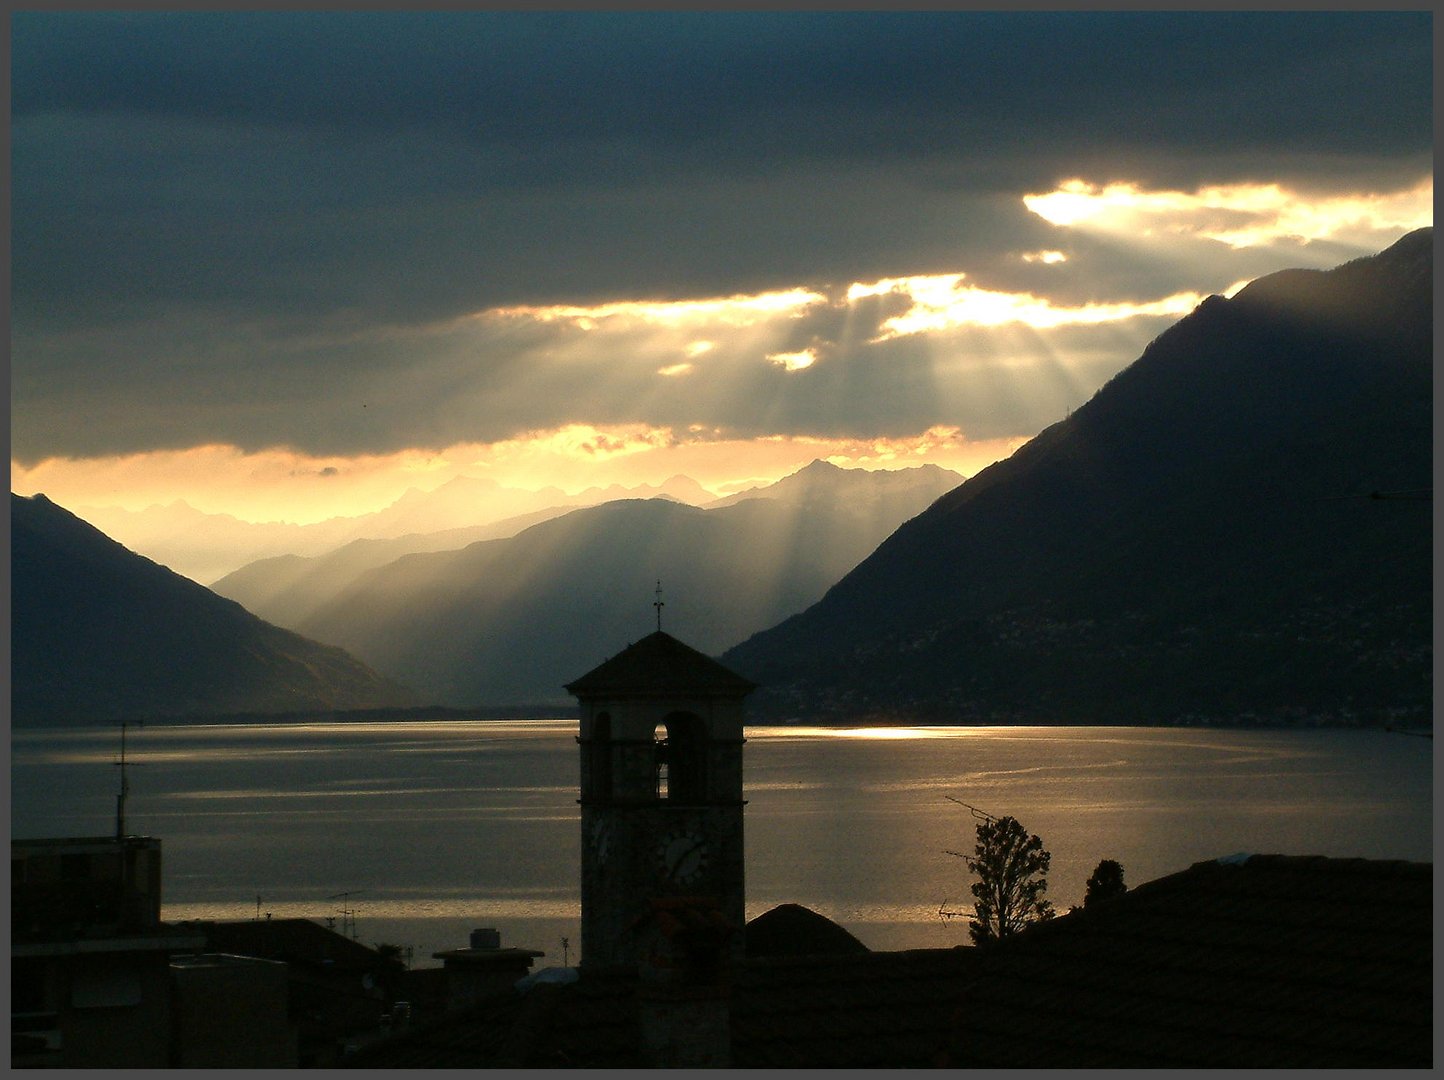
[565,630,754,969]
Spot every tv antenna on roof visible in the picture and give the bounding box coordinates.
[328,890,364,940]
[114,720,145,840]
[654,580,665,632]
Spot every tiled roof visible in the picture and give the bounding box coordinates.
[345,948,979,1069]
[731,949,977,1068]
[175,918,383,972]
[345,856,1432,1069]
[564,631,757,698]
[944,854,1432,1068]
[348,972,643,1068]
[744,902,869,958]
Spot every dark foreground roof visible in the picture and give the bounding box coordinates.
[945,854,1433,1068]
[174,918,383,972]
[344,948,978,1068]
[344,855,1431,1069]
[564,630,757,698]
[745,902,870,958]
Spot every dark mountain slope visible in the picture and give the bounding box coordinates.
[11,493,415,726]
[724,229,1432,725]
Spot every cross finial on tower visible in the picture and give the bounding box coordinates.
[654,580,665,632]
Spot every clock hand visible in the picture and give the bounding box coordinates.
[667,839,705,880]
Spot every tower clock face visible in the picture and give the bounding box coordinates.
[589,819,613,864]
[657,829,708,885]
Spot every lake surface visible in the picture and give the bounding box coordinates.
[11,721,1432,965]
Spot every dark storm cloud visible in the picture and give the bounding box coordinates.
[10,10,1432,461]
[14,11,1428,169]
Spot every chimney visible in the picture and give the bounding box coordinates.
[432,927,544,1010]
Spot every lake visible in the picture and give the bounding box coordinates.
[10,720,1432,966]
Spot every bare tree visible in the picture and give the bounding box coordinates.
[945,806,1054,946]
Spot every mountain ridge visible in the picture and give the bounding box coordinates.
[211,460,962,648]
[279,462,963,705]
[11,493,417,726]
[723,228,1432,726]
[71,473,722,584]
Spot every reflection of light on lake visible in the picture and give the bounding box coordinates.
[13,720,1430,963]
[165,896,583,923]
[748,725,959,740]
[160,784,579,801]
[836,727,956,740]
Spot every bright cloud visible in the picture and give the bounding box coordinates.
[488,288,826,329]
[1022,250,1068,264]
[1024,177,1433,247]
[10,444,458,523]
[849,272,1204,339]
[768,348,818,371]
[657,362,695,377]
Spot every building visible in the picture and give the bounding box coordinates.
[431,928,545,1010]
[11,836,204,1068]
[565,630,755,970]
[169,952,297,1067]
[176,917,403,1066]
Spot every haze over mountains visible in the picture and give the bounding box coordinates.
[13,462,961,721]
[725,229,1433,727]
[215,461,963,705]
[75,474,717,584]
[11,493,414,726]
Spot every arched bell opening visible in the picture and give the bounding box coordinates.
[655,711,706,803]
[653,722,669,800]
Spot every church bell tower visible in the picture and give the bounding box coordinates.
[565,629,755,969]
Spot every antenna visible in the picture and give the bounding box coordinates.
[945,795,998,823]
[653,580,665,632]
[328,890,364,939]
[114,720,144,840]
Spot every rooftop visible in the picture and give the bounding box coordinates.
[345,855,1432,1069]
[174,918,387,972]
[344,947,979,1068]
[564,630,757,699]
[944,853,1433,1068]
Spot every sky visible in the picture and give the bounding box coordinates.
[10,10,1433,525]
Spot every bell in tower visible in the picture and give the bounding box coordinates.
[565,629,755,970]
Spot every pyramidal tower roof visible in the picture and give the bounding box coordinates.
[564,631,757,699]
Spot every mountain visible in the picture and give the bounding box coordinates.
[577,474,715,506]
[705,459,962,514]
[284,463,961,705]
[209,508,573,628]
[11,493,416,726]
[213,461,962,632]
[724,229,1433,726]
[74,474,717,584]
